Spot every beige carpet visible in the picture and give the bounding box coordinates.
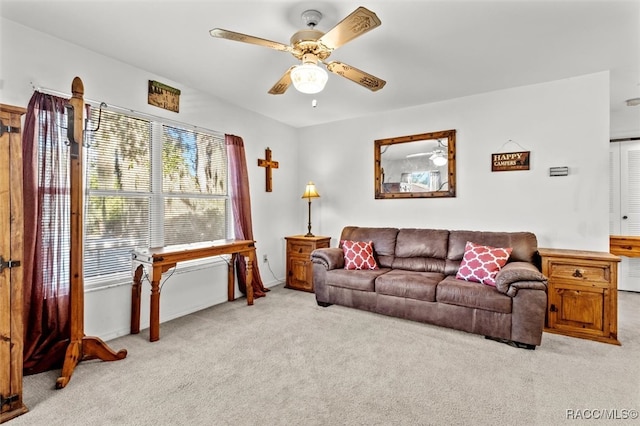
[12,285,640,426]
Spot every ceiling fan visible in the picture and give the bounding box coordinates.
[209,6,386,95]
[406,140,448,166]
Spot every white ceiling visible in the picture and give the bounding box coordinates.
[2,0,639,131]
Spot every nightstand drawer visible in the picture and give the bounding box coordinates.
[289,241,314,257]
[546,261,611,286]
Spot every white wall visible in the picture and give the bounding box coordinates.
[297,72,611,252]
[1,18,614,341]
[1,19,299,340]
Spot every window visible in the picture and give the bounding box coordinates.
[83,108,228,286]
[161,125,227,246]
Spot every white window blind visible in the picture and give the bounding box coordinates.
[82,109,228,283]
[161,125,227,246]
[85,110,151,279]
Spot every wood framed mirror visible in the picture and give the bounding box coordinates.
[375,129,456,199]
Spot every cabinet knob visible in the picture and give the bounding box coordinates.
[572,269,583,278]
[298,248,303,253]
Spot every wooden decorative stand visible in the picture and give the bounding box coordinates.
[0,104,28,423]
[55,77,127,389]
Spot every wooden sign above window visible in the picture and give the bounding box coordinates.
[148,80,180,113]
[491,151,530,172]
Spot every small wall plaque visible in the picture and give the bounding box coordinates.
[491,151,530,172]
[148,80,180,113]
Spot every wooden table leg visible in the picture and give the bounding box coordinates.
[130,264,143,334]
[149,266,162,342]
[228,253,236,302]
[148,263,175,342]
[246,250,254,305]
[149,281,160,342]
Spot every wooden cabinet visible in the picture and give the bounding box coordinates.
[539,248,621,345]
[0,104,28,422]
[285,235,331,292]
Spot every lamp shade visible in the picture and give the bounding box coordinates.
[291,63,328,94]
[301,181,320,199]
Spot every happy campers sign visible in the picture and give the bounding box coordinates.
[491,151,530,172]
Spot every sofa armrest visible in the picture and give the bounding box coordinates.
[311,247,344,270]
[495,262,547,297]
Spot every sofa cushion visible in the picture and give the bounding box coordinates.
[342,240,379,270]
[325,268,390,292]
[456,241,512,286]
[395,228,449,258]
[339,226,399,268]
[392,257,446,273]
[375,269,442,302]
[436,275,512,314]
[392,228,449,273]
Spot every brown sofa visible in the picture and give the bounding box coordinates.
[311,226,548,349]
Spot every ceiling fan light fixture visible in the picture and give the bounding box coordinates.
[291,62,328,94]
[430,150,448,166]
[626,97,640,107]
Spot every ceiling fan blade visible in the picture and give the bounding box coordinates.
[268,66,295,95]
[318,7,381,50]
[210,28,292,53]
[325,61,386,92]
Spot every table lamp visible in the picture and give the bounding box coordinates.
[301,181,320,237]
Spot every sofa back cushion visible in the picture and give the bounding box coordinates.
[340,226,399,268]
[445,230,538,276]
[392,228,449,272]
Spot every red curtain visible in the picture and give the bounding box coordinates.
[225,134,268,298]
[22,92,71,375]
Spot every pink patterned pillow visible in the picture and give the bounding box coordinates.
[342,240,379,270]
[456,241,512,286]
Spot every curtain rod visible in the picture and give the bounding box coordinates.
[31,82,224,137]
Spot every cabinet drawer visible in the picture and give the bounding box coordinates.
[546,261,611,286]
[289,241,314,256]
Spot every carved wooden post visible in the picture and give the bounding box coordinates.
[55,77,127,389]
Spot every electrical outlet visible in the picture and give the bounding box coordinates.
[263,254,268,263]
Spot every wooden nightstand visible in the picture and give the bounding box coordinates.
[539,248,621,345]
[285,235,331,292]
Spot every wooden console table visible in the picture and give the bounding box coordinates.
[131,239,256,342]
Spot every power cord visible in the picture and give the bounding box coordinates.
[263,257,284,285]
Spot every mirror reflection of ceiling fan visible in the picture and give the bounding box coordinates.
[209,6,386,95]
[406,140,448,166]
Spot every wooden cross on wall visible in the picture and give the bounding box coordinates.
[257,147,279,192]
